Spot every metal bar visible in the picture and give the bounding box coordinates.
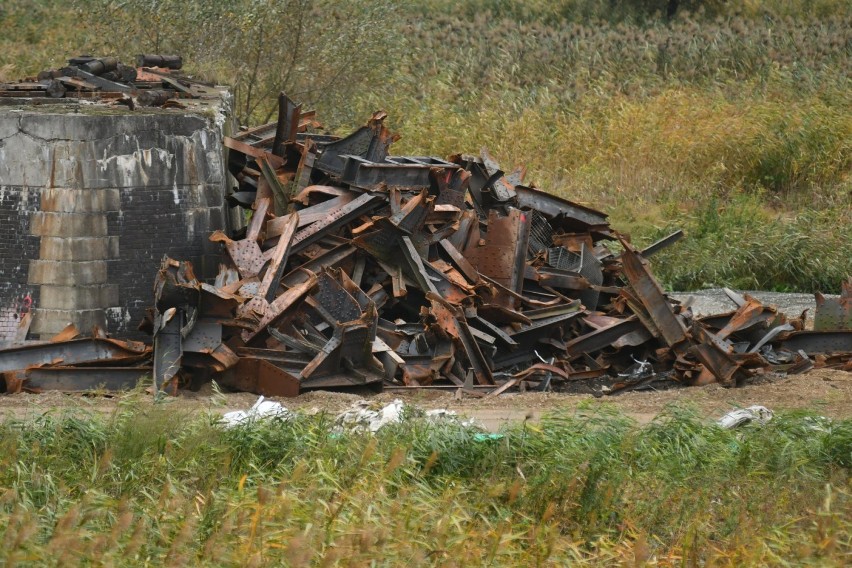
[400,236,439,294]
[748,323,794,353]
[68,68,131,92]
[242,275,318,345]
[564,317,645,358]
[136,54,182,69]
[692,343,745,387]
[153,311,183,392]
[0,337,148,373]
[454,315,495,385]
[258,156,292,216]
[272,92,300,156]
[219,357,301,397]
[23,366,151,392]
[223,137,284,168]
[246,198,270,242]
[259,213,298,302]
[716,298,771,340]
[438,239,479,283]
[778,331,852,354]
[290,193,384,254]
[281,245,356,287]
[342,157,457,191]
[291,193,356,228]
[314,112,394,176]
[468,315,518,347]
[640,230,684,257]
[723,288,747,308]
[620,241,689,351]
[514,186,608,227]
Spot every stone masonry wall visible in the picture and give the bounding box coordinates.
[0,106,233,341]
[0,186,40,342]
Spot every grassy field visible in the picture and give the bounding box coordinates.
[0,400,849,566]
[0,398,852,566]
[355,6,851,292]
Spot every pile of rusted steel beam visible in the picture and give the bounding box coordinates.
[0,54,219,107]
[0,324,151,394]
[0,92,850,396]
[140,94,851,396]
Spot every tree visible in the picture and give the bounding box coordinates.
[78,0,404,125]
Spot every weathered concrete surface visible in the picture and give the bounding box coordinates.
[0,102,238,341]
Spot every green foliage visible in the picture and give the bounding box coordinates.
[644,192,852,291]
[410,0,850,23]
[0,404,849,564]
[57,0,405,124]
[0,0,98,80]
[358,6,851,293]
[398,10,849,96]
[0,0,400,133]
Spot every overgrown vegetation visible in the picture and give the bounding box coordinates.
[649,193,852,291]
[0,401,849,565]
[0,0,849,291]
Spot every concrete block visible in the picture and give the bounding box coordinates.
[38,284,119,310]
[28,260,108,286]
[1,112,224,189]
[2,105,234,341]
[0,113,19,139]
[30,308,108,337]
[39,236,119,261]
[40,188,120,212]
[19,111,209,143]
[30,212,109,237]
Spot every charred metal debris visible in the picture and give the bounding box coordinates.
[0,54,220,108]
[1,92,851,396]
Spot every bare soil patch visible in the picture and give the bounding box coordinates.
[0,369,848,430]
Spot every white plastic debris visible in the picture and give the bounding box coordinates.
[717,405,774,429]
[221,396,293,427]
[335,399,405,432]
[425,408,457,420]
[425,408,478,428]
[334,400,475,433]
[222,397,477,433]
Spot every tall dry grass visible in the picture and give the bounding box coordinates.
[0,401,849,565]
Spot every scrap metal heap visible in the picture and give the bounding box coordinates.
[0,54,220,107]
[141,94,851,396]
[0,324,151,394]
[0,92,850,395]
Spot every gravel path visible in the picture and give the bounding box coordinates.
[670,288,838,326]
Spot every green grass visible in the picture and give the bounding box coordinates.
[0,401,849,565]
[645,193,852,292]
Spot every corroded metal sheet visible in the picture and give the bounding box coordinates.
[814,279,852,331]
[219,357,301,397]
[465,208,531,299]
[620,240,689,352]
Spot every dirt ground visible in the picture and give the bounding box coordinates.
[0,369,848,430]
